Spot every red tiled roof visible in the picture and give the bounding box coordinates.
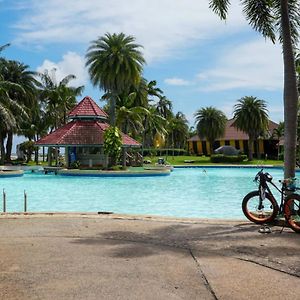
[36,121,140,147]
[68,96,108,119]
[188,119,278,142]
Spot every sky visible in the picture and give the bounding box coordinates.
[0,0,288,131]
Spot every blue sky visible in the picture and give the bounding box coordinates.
[1,0,287,129]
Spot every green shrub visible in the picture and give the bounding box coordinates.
[104,126,122,167]
[70,160,80,169]
[142,148,187,157]
[210,154,247,163]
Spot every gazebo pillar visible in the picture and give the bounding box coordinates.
[65,147,69,168]
[48,147,52,166]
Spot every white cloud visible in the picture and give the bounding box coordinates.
[197,38,283,92]
[36,52,88,87]
[164,77,191,86]
[12,0,248,63]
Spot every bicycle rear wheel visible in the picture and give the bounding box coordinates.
[242,191,278,224]
[284,194,300,233]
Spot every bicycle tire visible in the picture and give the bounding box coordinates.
[284,194,300,233]
[242,190,278,224]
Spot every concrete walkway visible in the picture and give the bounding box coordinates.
[0,214,299,299]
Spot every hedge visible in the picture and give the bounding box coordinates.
[210,154,247,163]
[142,148,188,156]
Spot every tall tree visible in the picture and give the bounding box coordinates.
[167,112,189,149]
[209,0,300,177]
[86,32,145,126]
[194,107,227,155]
[1,60,37,161]
[233,96,269,161]
[143,106,167,148]
[156,95,173,119]
[38,69,84,131]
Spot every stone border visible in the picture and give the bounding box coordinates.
[0,170,24,177]
[58,168,171,177]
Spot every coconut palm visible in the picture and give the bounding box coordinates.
[209,0,300,177]
[115,92,147,136]
[233,96,269,161]
[1,59,37,161]
[194,107,227,155]
[143,106,167,148]
[167,112,189,149]
[272,121,284,160]
[156,95,173,119]
[86,32,145,126]
[0,76,26,163]
[38,69,84,131]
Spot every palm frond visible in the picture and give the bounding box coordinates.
[242,0,276,43]
[209,0,231,20]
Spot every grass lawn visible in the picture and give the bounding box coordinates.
[144,155,284,166]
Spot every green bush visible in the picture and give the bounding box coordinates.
[70,160,80,169]
[104,127,122,167]
[210,154,247,163]
[142,148,187,157]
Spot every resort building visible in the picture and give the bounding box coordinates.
[36,96,141,168]
[188,119,279,158]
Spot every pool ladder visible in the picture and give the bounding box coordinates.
[2,189,28,213]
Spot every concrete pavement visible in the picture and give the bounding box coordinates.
[0,214,299,299]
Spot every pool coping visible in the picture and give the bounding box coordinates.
[173,164,283,168]
[0,170,24,177]
[0,211,247,224]
[58,168,170,177]
[0,211,287,227]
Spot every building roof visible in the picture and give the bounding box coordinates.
[36,120,140,147]
[188,119,279,142]
[68,96,108,120]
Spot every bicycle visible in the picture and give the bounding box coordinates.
[242,169,300,233]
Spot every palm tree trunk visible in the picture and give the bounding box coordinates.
[281,0,299,178]
[109,94,117,126]
[248,137,254,161]
[0,132,5,165]
[5,131,13,162]
[122,120,129,168]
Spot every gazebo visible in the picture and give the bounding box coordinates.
[36,96,141,168]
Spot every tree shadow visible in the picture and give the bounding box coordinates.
[71,221,300,275]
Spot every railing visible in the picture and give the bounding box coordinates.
[1,189,28,213]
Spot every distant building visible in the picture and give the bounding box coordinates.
[36,96,141,167]
[187,119,279,158]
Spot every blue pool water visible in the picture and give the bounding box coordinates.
[0,167,285,219]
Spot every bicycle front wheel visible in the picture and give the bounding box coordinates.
[242,191,278,224]
[284,194,300,233]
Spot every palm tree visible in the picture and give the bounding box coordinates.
[167,112,189,150]
[156,96,173,119]
[209,0,299,178]
[147,80,164,102]
[233,96,269,161]
[0,75,26,163]
[1,59,37,161]
[115,92,148,136]
[86,32,145,126]
[194,107,227,155]
[143,106,167,149]
[272,121,284,160]
[38,69,84,131]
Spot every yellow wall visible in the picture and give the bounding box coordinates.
[188,139,266,155]
[197,141,203,154]
[239,140,244,152]
[258,139,264,154]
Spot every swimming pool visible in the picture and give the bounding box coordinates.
[0,167,285,219]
